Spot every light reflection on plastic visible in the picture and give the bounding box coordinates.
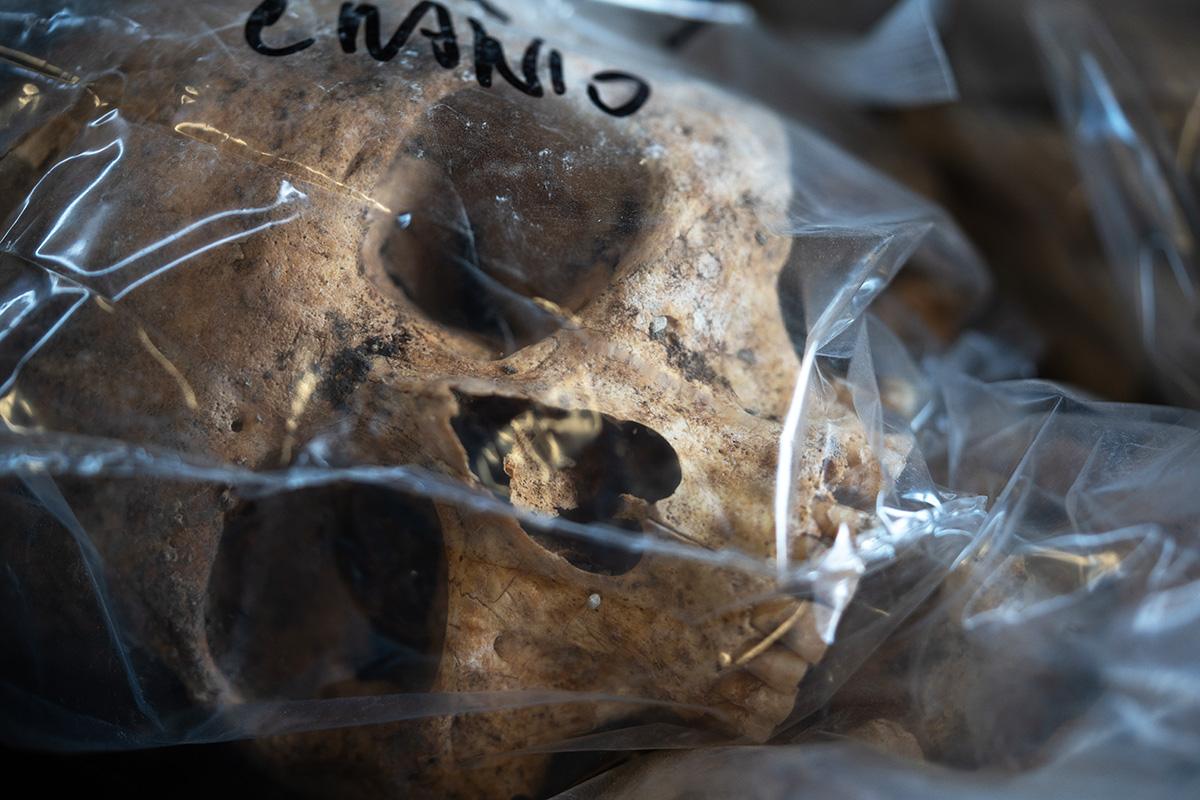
[0,274,88,398]
[174,121,391,213]
[17,82,39,110]
[30,153,305,292]
[135,327,199,411]
[811,523,864,643]
[280,370,319,466]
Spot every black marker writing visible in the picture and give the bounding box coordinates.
[245,0,314,56]
[243,0,651,117]
[587,71,651,118]
[337,2,459,68]
[549,49,565,96]
[469,18,542,97]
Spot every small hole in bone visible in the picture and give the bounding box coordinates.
[206,484,446,699]
[364,89,658,358]
[451,393,681,575]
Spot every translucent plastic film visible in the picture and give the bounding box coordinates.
[1033,1,1200,406]
[568,0,959,110]
[1,2,1198,799]
[559,336,1200,798]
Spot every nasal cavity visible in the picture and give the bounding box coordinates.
[451,393,682,575]
[363,89,659,358]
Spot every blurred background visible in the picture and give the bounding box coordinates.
[751,0,1200,405]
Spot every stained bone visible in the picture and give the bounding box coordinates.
[2,1,902,796]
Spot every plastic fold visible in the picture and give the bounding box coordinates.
[0,2,1198,798]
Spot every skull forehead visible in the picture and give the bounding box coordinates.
[43,0,786,551]
[26,14,799,456]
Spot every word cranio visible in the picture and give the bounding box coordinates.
[244,0,652,117]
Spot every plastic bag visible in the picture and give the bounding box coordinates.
[1033,1,1200,407]
[557,332,1200,797]
[1,1,1198,799]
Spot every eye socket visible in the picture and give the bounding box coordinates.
[364,89,658,358]
[206,484,446,698]
[452,393,682,576]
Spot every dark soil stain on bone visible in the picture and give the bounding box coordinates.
[650,328,732,391]
[321,331,412,408]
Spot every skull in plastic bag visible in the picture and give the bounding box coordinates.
[0,1,894,796]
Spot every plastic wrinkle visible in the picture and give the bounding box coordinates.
[1033,1,1200,406]
[771,0,957,106]
[661,0,957,110]
[0,2,1198,798]
[583,0,754,26]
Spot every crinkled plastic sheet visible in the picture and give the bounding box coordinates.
[560,335,1200,797]
[0,1,1198,798]
[568,0,958,108]
[583,0,755,26]
[1033,1,1200,407]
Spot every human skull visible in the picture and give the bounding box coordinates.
[1,1,896,796]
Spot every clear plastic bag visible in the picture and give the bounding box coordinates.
[558,332,1200,797]
[1,1,1198,798]
[1033,1,1200,407]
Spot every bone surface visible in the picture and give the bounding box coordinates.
[0,1,898,796]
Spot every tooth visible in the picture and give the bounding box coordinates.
[743,646,809,692]
[751,598,795,629]
[711,702,776,743]
[715,669,758,704]
[715,669,791,737]
[750,599,797,640]
[751,600,826,664]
